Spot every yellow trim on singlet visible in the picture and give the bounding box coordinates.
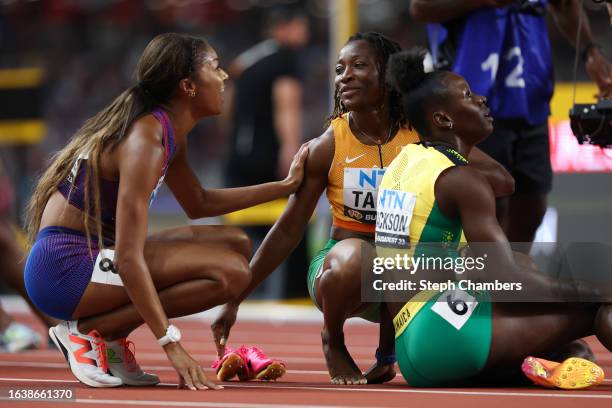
[393,290,438,339]
[380,143,460,245]
[326,114,419,233]
[381,144,467,338]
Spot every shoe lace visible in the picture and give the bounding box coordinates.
[90,332,109,373]
[248,346,267,360]
[119,338,138,372]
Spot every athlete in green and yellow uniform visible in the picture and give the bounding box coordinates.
[378,142,492,386]
[378,47,612,388]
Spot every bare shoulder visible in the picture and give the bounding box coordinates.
[437,165,491,197]
[127,114,165,146]
[435,165,493,217]
[115,114,166,169]
[305,127,335,176]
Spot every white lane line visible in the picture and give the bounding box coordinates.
[2,351,329,365]
[0,377,79,383]
[0,398,374,408]
[0,361,609,381]
[71,401,379,408]
[0,362,329,375]
[1,377,611,399]
[221,384,612,399]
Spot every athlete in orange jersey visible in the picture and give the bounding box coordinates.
[213,32,514,385]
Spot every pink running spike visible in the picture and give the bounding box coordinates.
[212,347,246,381]
[242,346,286,381]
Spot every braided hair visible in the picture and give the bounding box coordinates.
[326,32,406,131]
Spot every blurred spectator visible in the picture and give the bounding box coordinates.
[224,5,310,298]
[0,159,57,352]
[411,0,612,251]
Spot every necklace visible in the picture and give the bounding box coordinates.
[349,112,394,146]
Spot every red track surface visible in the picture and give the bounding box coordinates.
[1,313,611,408]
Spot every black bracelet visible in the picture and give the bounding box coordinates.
[375,348,396,365]
[581,42,602,63]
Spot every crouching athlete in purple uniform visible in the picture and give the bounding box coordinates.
[23,33,308,389]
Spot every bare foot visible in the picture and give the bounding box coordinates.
[321,331,366,385]
[364,362,396,384]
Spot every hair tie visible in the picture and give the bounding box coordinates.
[137,82,150,94]
[136,82,158,103]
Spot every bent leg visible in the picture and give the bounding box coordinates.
[595,304,612,351]
[74,228,251,340]
[486,302,598,370]
[315,238,374,385]
[504,193,547,252]
[147,225,252,260]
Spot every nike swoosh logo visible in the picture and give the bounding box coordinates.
[345,154,366,164]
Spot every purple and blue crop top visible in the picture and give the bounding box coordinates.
[57,108,176,225]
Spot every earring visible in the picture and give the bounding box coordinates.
[449,122,453,130]
[188,90,196,98]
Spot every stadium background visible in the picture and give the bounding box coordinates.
[1,0,611,298]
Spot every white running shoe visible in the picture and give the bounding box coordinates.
[106,338,159,386]
[49,321,122,388]
[0,321,41,353]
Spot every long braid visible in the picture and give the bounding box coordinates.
[325,32,406,131]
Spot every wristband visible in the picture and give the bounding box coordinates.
[375,348,396,365]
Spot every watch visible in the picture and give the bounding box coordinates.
[157,324,182,347]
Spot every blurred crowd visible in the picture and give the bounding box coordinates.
[0,1,609,210]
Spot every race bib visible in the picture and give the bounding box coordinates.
[91,249,124,286]
[375,188,416,249]
[430,289,478,330]
[343,167,385,224]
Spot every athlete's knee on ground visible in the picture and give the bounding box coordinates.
[595,304,612,351]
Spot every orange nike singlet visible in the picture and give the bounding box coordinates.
[326,113,419,234]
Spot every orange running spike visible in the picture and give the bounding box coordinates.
[522,356,604,390]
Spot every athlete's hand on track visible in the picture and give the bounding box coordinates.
[164,342,222,390]
[211,303,239,358]
[283,142,310,194]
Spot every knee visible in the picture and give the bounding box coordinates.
[595,304,612,351]
[319,257,361,299]
[234,228,252,259]
[217,253,251,299]
[226,227,252,260]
